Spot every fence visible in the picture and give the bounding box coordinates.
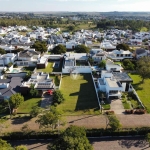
[131,85,145,109]
[91,72,101,111]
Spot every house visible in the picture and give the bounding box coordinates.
[100,40,116,51]
[0,53,17,66]
[0,77,23,100]
[90,49,106,63]
[98,71,133,99]
[62,53,91,73]
[20,72,55,95]
[16,49,40,67]
[135,48,148,59]
[107,50,133,61]
[106,59,122,72]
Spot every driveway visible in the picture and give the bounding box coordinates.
[41,95,53,108]
[110,99,125,114]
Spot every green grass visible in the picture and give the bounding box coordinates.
[23,67,35,72]
[130,99,139,109]
[114,62,122,65]
[102,104,110,110]
[57,74,100,115]
[36,62,53,73]
[122,100,131,109]
[50,74,61,86]
[17,97,41,113]
[140,27,148,32]
[129,73,150,112]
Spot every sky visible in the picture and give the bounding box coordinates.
[0,0,150,12]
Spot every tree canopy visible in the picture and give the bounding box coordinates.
[99,60,106,68]
[0,48,6,55]
[36,106,64,129]
[0,139,13,150]
[122,59,135,70]
[9,93,24,109]
[116,44,130,51]
[47,125,93,150]
[30,84,38,97]
[30,106,41,118]
[136,56,150,83]
[51,44,66,54]
[108,115,121,131]
[31,41,47,53]
[53,90,65,104]
[75,44,90,53]
[15,145,28,150]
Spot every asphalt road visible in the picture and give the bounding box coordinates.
[9,136,149,150]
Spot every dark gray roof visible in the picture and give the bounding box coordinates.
[0,79,11,83]
[19,50,39,58]
[136,49,146,55]
[0,77,23,97]
[113,72,133,82]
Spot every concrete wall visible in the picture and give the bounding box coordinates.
[62,66,91,73]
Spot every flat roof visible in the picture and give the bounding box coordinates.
[106,78,121,88]
[113,72,133,82]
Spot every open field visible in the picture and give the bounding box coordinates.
[57,74,100,115]
[17,97,41,113]
[129,73,150,112]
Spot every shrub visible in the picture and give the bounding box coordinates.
[134,109,146,114]
[105,110,115,115]
[125,109,134,114]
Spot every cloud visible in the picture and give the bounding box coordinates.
[56,0,98,1]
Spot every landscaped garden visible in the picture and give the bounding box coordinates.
[57,74,100,115]
[129,73,150,113]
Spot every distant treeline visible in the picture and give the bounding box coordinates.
[97,19,150,31]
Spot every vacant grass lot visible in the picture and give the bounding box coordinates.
[57,74,100,115]
[129,73,150,113]
[17,97,41,114]
[36,62,53,73]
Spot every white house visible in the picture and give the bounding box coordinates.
[0,53,17,66]
[106,59,122,72]
[107,50,133,61]
[100,40,116,51]
[97,71,133,99]
[62,53,91,73]
[90,49,106,63]
[16,49,40,67]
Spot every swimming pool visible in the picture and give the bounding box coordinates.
[11,69,19,73]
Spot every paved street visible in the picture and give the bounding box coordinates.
[9,137,149,150]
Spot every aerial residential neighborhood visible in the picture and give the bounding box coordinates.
[1,2,150,149]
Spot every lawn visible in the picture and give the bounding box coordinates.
[36,62,53,73]
[57,74,100,115]
[23,67,35,72]
[129,73,150,112]
[17,97,41,114]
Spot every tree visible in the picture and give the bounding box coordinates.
[88,57,94,66]
[75,44,90,53]
[116,44,130,51]
[99,60,106,69]
[0,48,6,55]
[122,59,135,70]
[0,139,13,150]
[47,125,93,150]
[15,145,28,150]
[24,71,32,81]
[9,93,24,109]
[146,133,150,147]
[51,44,66,54]
[53,90,65,104]
[30,106,41,118]
[68,25,75,31]
[31,41,47,53]
[36,106,64,130]
[137,56,150,83]
[30,84,38,97]
[108,115,121,131]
